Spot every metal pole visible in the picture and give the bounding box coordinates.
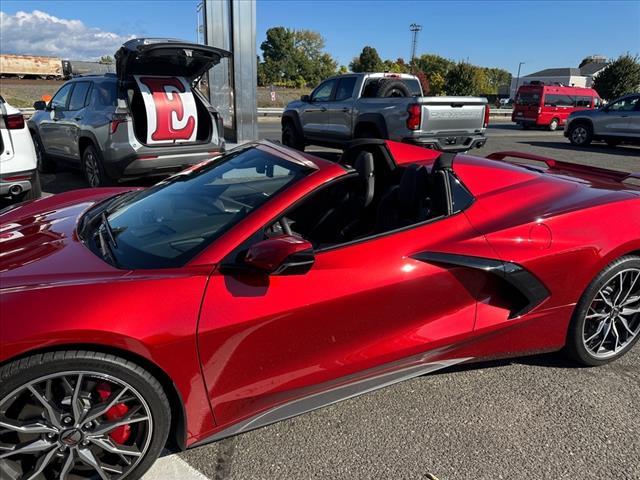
[409,23,422,70]
[514,61,524,99]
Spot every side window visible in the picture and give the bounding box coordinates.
[90,81,118,108]
[335,77,357,101]
[311,80,336,102]
[609,97,639,111]
[50,83,73,111]
[544,94,573,107]
[448,171,474,213]
[575,96,591,107]
[68,82,92,111]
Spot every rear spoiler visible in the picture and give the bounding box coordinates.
[486,151,640,184]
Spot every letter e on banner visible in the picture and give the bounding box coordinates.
[134,75,198,144]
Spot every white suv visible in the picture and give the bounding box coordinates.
[0,97,40,202]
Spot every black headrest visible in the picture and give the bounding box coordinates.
[354,151,375,207]
[398,164,429,210]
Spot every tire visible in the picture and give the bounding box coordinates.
[31,131,56,173]
[568,122,593,146]
[0,350,171,480]
[375,79,411,98]
[565,256,640,366]
[16,171,42,201]
[281,122,305,151]
[548,118,559,131]
[82,145,114,187]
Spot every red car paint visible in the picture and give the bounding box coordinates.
[512,84,601,128]
[1,141,639,449]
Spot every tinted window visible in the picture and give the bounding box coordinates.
[94,146,309,269]
[335,77,357,101]
[68,82,92,111]
[516,92,540,106]
[50,83,73,110]
[403,79,422,96]
[608,97,639,112]
[575,96,592,107]
[544,94,574,107]
[90,81,118,108]
[311,80,336,102]
[449,171,474,213]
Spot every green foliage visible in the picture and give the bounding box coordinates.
[258,27,337,87]
[428,72,446,95]
[592,54,640,100]
[99,55,114,64]
[446,62,479,96]
[350,46,384,73]
[414,54,454,79]
[338,65,349,74]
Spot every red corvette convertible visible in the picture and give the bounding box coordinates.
[1,140,639,479]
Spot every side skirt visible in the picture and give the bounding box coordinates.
[192,355,472,446]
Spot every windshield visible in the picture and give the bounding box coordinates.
[87,146,309,269]
[516,92,541,107]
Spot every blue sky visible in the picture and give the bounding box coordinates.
[1,0,639,75]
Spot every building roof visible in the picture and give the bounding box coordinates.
[580,62,608,76]
[525,68,581,77]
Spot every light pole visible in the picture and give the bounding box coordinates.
[514,61,525,99]
[196,1,204,43]
[409,23,422,71]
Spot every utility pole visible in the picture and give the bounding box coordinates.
[409,23,422,70]
[513,61,525,99]
[196,1,204,43]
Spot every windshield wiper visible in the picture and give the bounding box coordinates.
[101,212,118,249]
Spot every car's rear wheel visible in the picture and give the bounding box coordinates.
[82,145,113,187]
[566,256,640,366]
[0,351,170,480]
[548,118,559,131]
[568,122,593,146]
[281,122,305,151]
[31,132,56,174]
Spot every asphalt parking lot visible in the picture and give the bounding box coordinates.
[8,122,640,480]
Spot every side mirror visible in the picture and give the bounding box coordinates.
[301,95,311,103]
[244,235,314,275]
[33,100,47,111]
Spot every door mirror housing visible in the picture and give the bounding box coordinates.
[33,100,47,111]
[300,95,311,103]
[244,235,314,275]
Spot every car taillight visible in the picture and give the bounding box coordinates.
[109,114,128,134]
[5,113,25,130]
[484,105,490,128]
[407,104,421,131]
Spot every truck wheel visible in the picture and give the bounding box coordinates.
[32,132,56,173]
[82,145,114,187]
[548,118,559,131]
[282,123,305,151]
[376,79,411,98]
[568,122,593,146]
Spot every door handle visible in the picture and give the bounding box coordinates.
[74,116,83,121]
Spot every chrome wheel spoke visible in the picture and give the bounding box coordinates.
[0,419,56,435]
[90,436,143,460]
[60,448,77,480]
[82,387,129,425]
[78,446,111,480]
[27,385,62,429]
[0,438,53,459]
[23,445,58,480]
[71,373,86,423]
[584,267,640,358]
[90,406,148,437]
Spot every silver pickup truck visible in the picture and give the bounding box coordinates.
[282,73,489,152]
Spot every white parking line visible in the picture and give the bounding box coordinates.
[142,454,210,480]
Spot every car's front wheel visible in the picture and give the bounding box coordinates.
[0,351,171,480]
[568,122,593,146]
[282,122,305,151]
[566,256,640,366]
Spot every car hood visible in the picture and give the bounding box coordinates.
[0,188,134,290]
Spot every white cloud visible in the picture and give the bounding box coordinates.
[0,10,136,60]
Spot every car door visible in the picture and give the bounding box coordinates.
[38,82,73,156]
[626,96,640,138]
[65,81,92,162]
[595,96,638,136]
[300,79,337,137]
[325,76,357,139]
[197,176,495,429]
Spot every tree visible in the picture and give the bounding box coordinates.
[445,62,479,96]
[428,72,446,95]
[592,54,640,100]
[350,46,384,73]
[99,55,114,64]
[414,53,454,79]
[338,65,349,74]
[482,68,512,95]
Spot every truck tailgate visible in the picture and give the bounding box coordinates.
[419,97,487,133]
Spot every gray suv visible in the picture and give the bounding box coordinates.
[565,93,640,147]
[28,38,230,187]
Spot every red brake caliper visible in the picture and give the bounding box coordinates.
[96,382,131,444]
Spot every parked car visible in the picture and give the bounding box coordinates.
[0,96,40,202]
[512,84,602,131]
[28,38,230,187]
[282,73,489,152]
[2,139,639,480]
[565,93,640,147]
